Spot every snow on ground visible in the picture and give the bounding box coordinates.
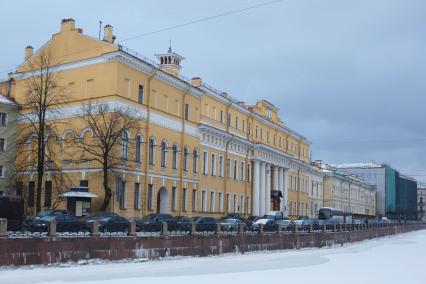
[1,230,426,284]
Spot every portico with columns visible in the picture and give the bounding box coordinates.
[251,145,295,217]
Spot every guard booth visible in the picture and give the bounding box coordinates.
[60,186,98,217]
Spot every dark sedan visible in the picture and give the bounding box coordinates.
[80,213,129,233]
[26,214,88,233]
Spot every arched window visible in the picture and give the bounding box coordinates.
[135,135,142,163]
[193,149,199,173]
[121,131,129,159]
[161,140,168,167]
[149,138,156,165]
[172,143,178,169]
[183,146,189,172]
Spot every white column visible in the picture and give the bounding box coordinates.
[259,162,266,216]
[278,167,284,212]
[265,164,271,213]
[272,166,278,192]
[283,170,289,217]
[252,160,260,216]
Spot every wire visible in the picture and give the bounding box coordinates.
[311,138,426,145]
[120,0,283,42]
[0,0,283,76]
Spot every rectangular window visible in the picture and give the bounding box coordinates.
[267,131,270,143]
[218,192,223,212]
[240,161,245,181]
[147,184,153,210]
[138,85,144,103]
[172,187,177,211]
[202,151,208,175]
[226,193,230,212]
[210,192,215,212]
[192,189,197,212]
[248,163,252,182]
[219,156,224,177]
[211,153,216,176]
[248,122,251,135]
[235,116,239,129]
[227,158,231,178]
[242,120,245,132]
[44,181,52,207]
[184,104,189,120]
[134,182,141,210]
[0,113,7,126]
[0,165,3,177]
[28,181,35,207]
[255,126,258,138]
[86,79,94,98]
[0,138,5,151]
[233,160,238,180]
[119,180,126,209]
[228,113,232,127]
[182,188,187,211]
[247,196,251,214]
[260,128,263,140]
[16,181,23,196]
[240,195,245,213]
[201,190,207,212]
[220,110,224,123]
[233,194,237,213]
[274,134,276,145]
[80,180,89,187]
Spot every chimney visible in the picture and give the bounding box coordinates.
[25,45,33,60]
[60,18,76,32]
[191,77,202,87]
[221,92,229,98]
[103,25,114,43]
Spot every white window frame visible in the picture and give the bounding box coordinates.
[210,191,215,212]
[211,153,216,176]
[202,151,208,175]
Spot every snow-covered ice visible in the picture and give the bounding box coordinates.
[1,230,426,284]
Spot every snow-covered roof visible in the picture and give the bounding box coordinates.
[332,162,384,169]
[0,92,16,106]
[60,191,99,198]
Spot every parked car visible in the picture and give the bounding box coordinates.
[80,212,129,232]
[242,216,257,227]
[184,216,217,231]
[276,219,293,230]
[264,211,284,221]
[23,209,70,228]
[220,218,245,231]
[135,214,177,232]
[138,214,177,225]
[249,218,276,232]
[26,214,89,233]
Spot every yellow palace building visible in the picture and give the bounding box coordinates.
[3,19,312,219]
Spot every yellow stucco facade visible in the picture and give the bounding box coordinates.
[6,19,313,218]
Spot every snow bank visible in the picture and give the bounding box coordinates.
[1,230,425,284]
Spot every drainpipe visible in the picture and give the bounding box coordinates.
[244,142,255,217]
[178,89,189,216]
[143,70,156,217]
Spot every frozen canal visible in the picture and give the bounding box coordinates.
[1,230,425,284]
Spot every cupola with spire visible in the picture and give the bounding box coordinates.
[155,41,184,77]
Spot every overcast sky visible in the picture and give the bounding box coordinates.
[1,0,425,183]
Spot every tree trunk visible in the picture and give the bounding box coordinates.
[35,129,45,213]
[100,157,111,212]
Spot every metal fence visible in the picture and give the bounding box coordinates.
[0,218,419,239]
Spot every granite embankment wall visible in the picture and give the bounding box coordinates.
[0,224,424,266]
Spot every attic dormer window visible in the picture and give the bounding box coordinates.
[267,109,272,119]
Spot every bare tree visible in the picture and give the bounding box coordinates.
[17,50,66,213]
[77,102,140,211]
